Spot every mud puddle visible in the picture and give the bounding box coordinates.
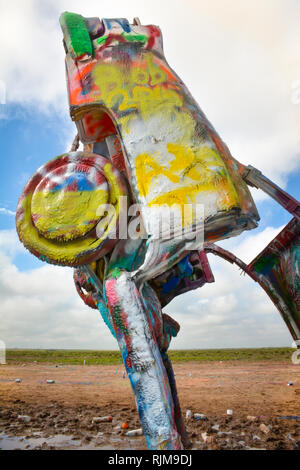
[0,431,143,450]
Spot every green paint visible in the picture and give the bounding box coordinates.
[113,303,129,335]
[121,33,148,45]
[96,35,108,45]
[60,12,92,58]
[253,253,278,274]
[96,33,148,46]
[109,267,122,279]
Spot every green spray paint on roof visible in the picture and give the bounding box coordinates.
[60,12,93,58]
[96,32,148,46]
[121,33,148,45]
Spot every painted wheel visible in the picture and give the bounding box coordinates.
[16,151,127,266]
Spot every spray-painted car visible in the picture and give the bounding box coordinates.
[16,13,300,450]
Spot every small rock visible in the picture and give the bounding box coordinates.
[253,435,261,441]
[201,432,214,445]
[211,424,220,431]
[186,409,192,421]
[194,413,207,421]
[46,379,55,384]
[287,381,294,386]
[92,416,112,423]
[247,415,257,422]
[226,409,233,417]
[18,415,31,423]
[15,379,22,383]
[125,428,143,437]
[259,423,270,434]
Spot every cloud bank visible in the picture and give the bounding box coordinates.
[0,227,292,349]
[0,0,298,349]
[1,0,299,184]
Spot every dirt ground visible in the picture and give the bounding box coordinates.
[0,360,299,450]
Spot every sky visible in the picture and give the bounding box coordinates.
[0,0,300,350]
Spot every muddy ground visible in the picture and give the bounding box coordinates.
[0,361,299,450]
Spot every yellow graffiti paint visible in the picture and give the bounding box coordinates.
[103,162,124,208]
[167,143,237,187]
[130,66,149,85]
[135,153,180,197]
[93,63,123,96]
[92,53,181,123]
[145,53,167,86]
[31,189,108,241]
[131,85,182,120]
[148,180,236,226]
[89,258,105,283]
[91,50,243,231]
[135,142,239,216]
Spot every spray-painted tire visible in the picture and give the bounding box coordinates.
[16,151,127,266]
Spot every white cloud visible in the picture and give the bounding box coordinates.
[0,1,298,350]
[165,225,293,349]
[0,230,116,349]
[0,227,293,349]
[219,224,285,264]
[0,208,15,216]
[0,0,67,112]
[0,229,25,257]
[0,0,299,188]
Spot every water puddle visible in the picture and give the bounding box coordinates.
[0,432,144,450]
[0,432,121,450]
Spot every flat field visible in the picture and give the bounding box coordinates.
[0,348,299,450]
[5,347,294,365]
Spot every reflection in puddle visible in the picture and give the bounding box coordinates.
[0,432,131,450]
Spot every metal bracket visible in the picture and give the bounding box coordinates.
[242,165,300,220]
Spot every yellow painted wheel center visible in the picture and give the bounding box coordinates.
[31,163,109,241]
[16,151,128,267]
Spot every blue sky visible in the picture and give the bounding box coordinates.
[0,105,72,270]
[0,0,300,349]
